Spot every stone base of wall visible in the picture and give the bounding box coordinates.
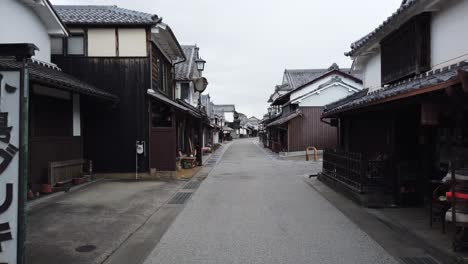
[94,170,176,180]
[318,174,391,208]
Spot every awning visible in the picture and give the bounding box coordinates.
[0,58,118,101]
[223,126,234,132]
[323,61,468,118]
[147,89,188,112]
[266,110,302,127]
[176,99,203,118]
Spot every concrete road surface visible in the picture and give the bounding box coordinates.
[143,139,399,264]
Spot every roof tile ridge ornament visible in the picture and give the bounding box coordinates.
[108,5,156,20]
[328,63,339,71]
[31,58,61,71]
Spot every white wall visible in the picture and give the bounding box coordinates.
[118,28,147,57]
[88,28,116,57]
[431,0,468,69]
[361,53,382,91]
[298,85,355,107]
[289,74,362,107]
[225,112,234,122]
[291,74,360,100]
[0,0,52,62]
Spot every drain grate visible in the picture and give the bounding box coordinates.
[400,257,439,264]
[168,192,192,204]
[183,181,201,189]
[75,245,97,253]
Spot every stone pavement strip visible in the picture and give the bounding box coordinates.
[143,138,399,264]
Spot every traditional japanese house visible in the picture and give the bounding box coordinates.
[52,5,186,178]
[173,45,211,159]
[0,0,117,193]
[214,104,239,140]
[321,0,468,207]
[265,64,362,153]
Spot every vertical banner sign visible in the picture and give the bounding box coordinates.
[0,71,21,264]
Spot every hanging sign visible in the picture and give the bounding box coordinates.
[0,70,21,264]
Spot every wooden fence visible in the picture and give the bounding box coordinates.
[322,149,388,193]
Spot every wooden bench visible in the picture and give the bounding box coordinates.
[48,159,88,186]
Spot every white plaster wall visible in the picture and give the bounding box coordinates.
[88,28,116,57]
[361,53,382,91]
[431,0,468,69]
[0,0,51,62]
[298,85,354,107]
[225,112,234,122]
[118,28,147,57]
[290,74,361,102]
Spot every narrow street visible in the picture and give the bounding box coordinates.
[143,139,398,264]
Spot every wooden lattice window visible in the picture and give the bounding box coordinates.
[381,13,431,85]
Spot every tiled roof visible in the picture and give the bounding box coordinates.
[323,61,468,117]
[0,58,117,101]
[346,0,421,57]
[284,64,353,90]
[266,110,302,127]
[54,5,158,25]
[271,65,361,106]
[284,69,328,90]
[175,45,199,81]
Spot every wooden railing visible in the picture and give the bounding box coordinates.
[322,149,388,193]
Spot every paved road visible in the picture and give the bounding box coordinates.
[144,139,399,264]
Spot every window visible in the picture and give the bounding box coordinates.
[151,102,172,127]
[67,35,85,55]
[159,60,171,96]
[181,83,190,101]
[51,38,63,55]
[381,13,431,85]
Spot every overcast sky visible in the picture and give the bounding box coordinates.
[52,0,401,118]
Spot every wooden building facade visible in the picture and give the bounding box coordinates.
[52,5,186,177]
[265,64,362,154]
[321,0,468,208]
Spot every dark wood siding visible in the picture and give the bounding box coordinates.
[29,92,82,192]
[149,100,176,171]
[287,107,337,152]
[52,56,151,173]
[151,44,173,99]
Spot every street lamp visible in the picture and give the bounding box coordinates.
[268,107,272,118]
[195,58,206,73]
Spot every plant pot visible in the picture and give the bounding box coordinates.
[40,184,53,194]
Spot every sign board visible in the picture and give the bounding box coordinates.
[0,70,21,263]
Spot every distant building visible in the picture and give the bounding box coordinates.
[263,63,362,154]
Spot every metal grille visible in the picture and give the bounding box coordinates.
[183,181,201,189]
[168,192,192,204]
[400,257,439,264]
